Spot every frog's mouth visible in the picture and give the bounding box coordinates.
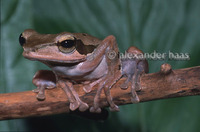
[23,47,87,63]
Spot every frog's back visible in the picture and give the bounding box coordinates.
[72,33,102,46]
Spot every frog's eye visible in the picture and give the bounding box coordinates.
[58,39,76,53]
[19,33,26,46]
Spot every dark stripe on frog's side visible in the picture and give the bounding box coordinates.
[75,40,98,55]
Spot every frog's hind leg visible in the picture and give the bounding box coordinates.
[32,70,56,101]
[120,68,140,103]
[120,74,132,90]
[130,72,140,103]
[135,61,148,91]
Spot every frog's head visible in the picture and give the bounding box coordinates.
[19,29,100,63]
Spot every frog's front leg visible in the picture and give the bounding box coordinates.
[120,60,140,102]
[83,78,104,93]
[135,60,148,91]
[32,70,56,100]
[60,81,89,112]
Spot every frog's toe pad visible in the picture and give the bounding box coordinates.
[46,84,56,89]
[33,88,39,93]
[90,107,102,113]
[109,105,120,112]
[131,95,140,103]
[120,82,129,90]
[36,93,46,101]
[79,102,89,112]
[70,101,80,111]
[135,83,141,91]
[83,86,92,93]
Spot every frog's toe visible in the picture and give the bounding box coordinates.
[83,85,92,93]
[89,107,95,112]
[79,102,89,112]
[131,95,140,103]
[46,85,56,89]
[90,107,101,113]
[32,88,39,93]
[120,75,131,90]
[120,82,128,90]
[109,104,120,112]
[135,82,141,91]
[36,93,46,101]
[70,101,80,111]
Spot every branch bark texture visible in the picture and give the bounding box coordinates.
[0,66,199,120]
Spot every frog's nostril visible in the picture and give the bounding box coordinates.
[19,33,26,46]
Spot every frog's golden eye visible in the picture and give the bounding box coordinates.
[19,33,26,46]
[58,39,76,53]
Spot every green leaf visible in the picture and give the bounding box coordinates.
[1,0,200,131]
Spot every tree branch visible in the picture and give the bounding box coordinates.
[0,65,200,120]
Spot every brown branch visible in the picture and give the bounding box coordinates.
[0,65,200,120]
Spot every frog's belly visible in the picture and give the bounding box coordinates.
[51,57,108,81]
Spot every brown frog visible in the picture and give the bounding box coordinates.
[19,29,148,113]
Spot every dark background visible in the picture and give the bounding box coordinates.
[1,0,200,131]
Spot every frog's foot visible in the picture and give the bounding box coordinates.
[36,93,46,101]
[89,73,121,113]
[69,98,88,112]
[69,100,88,112]
[70,101,80,111]
[68,97,89,112]
[32,70,56,101]
[33,83,56,101]
[105,84,120,112]
[120,73,140,103]
[33,86,46,101]
[70,91,89,112]
[120,82,129,90]
[131,70,145,103]
[135,81,141,91]
[90,84,104,113]
[78,100,89,112]
[63,81,89,112]
[83,85,93,93]
[90,107,102,113]
[83,78,103,93]
[60,81,79,111]
[103,71,121,112]
[32,88,40,93]
[120,75,131,90]
[131,94,140,103]
[131,84,140,103]
[130,75,140,103]
[134,71,142,91]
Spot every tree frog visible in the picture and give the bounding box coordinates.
[19,29,148,113]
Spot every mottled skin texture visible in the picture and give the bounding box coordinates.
[19,29,148,113]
